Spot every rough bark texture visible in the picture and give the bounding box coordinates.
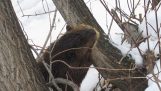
[152,0,160,9]
[52,0,148,91]
[0,0,48,91]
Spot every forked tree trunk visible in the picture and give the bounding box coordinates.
[52,0,148,91]
[0,0,48,91]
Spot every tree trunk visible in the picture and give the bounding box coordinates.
[52,0,147,91]
[0,0,48,91]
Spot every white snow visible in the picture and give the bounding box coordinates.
[146,60,161,91]
[11,0,161,91]
[12,0,66,47]
[80,65,101,91]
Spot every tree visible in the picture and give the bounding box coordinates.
[0,0,48,91]
[51,0,148,91]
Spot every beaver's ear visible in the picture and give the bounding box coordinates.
[66,25,72,31]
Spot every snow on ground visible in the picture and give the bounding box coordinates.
[12,0,66,46]
[11,0,161,91]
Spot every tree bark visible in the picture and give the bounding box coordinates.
[52,0,148,91]
[0,0,48,91]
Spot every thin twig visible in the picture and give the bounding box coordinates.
[100,0,143,58]
[22,10,56,17]
[38,9,57,58]
[51,60,135,71]
[106,76,146,81]
[17,0,24,16]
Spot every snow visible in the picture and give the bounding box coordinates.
[12,0,66,47]
[11,0,161,91]
[80,65,100,91]
[146,60,161,91]
[139,8,161,40]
